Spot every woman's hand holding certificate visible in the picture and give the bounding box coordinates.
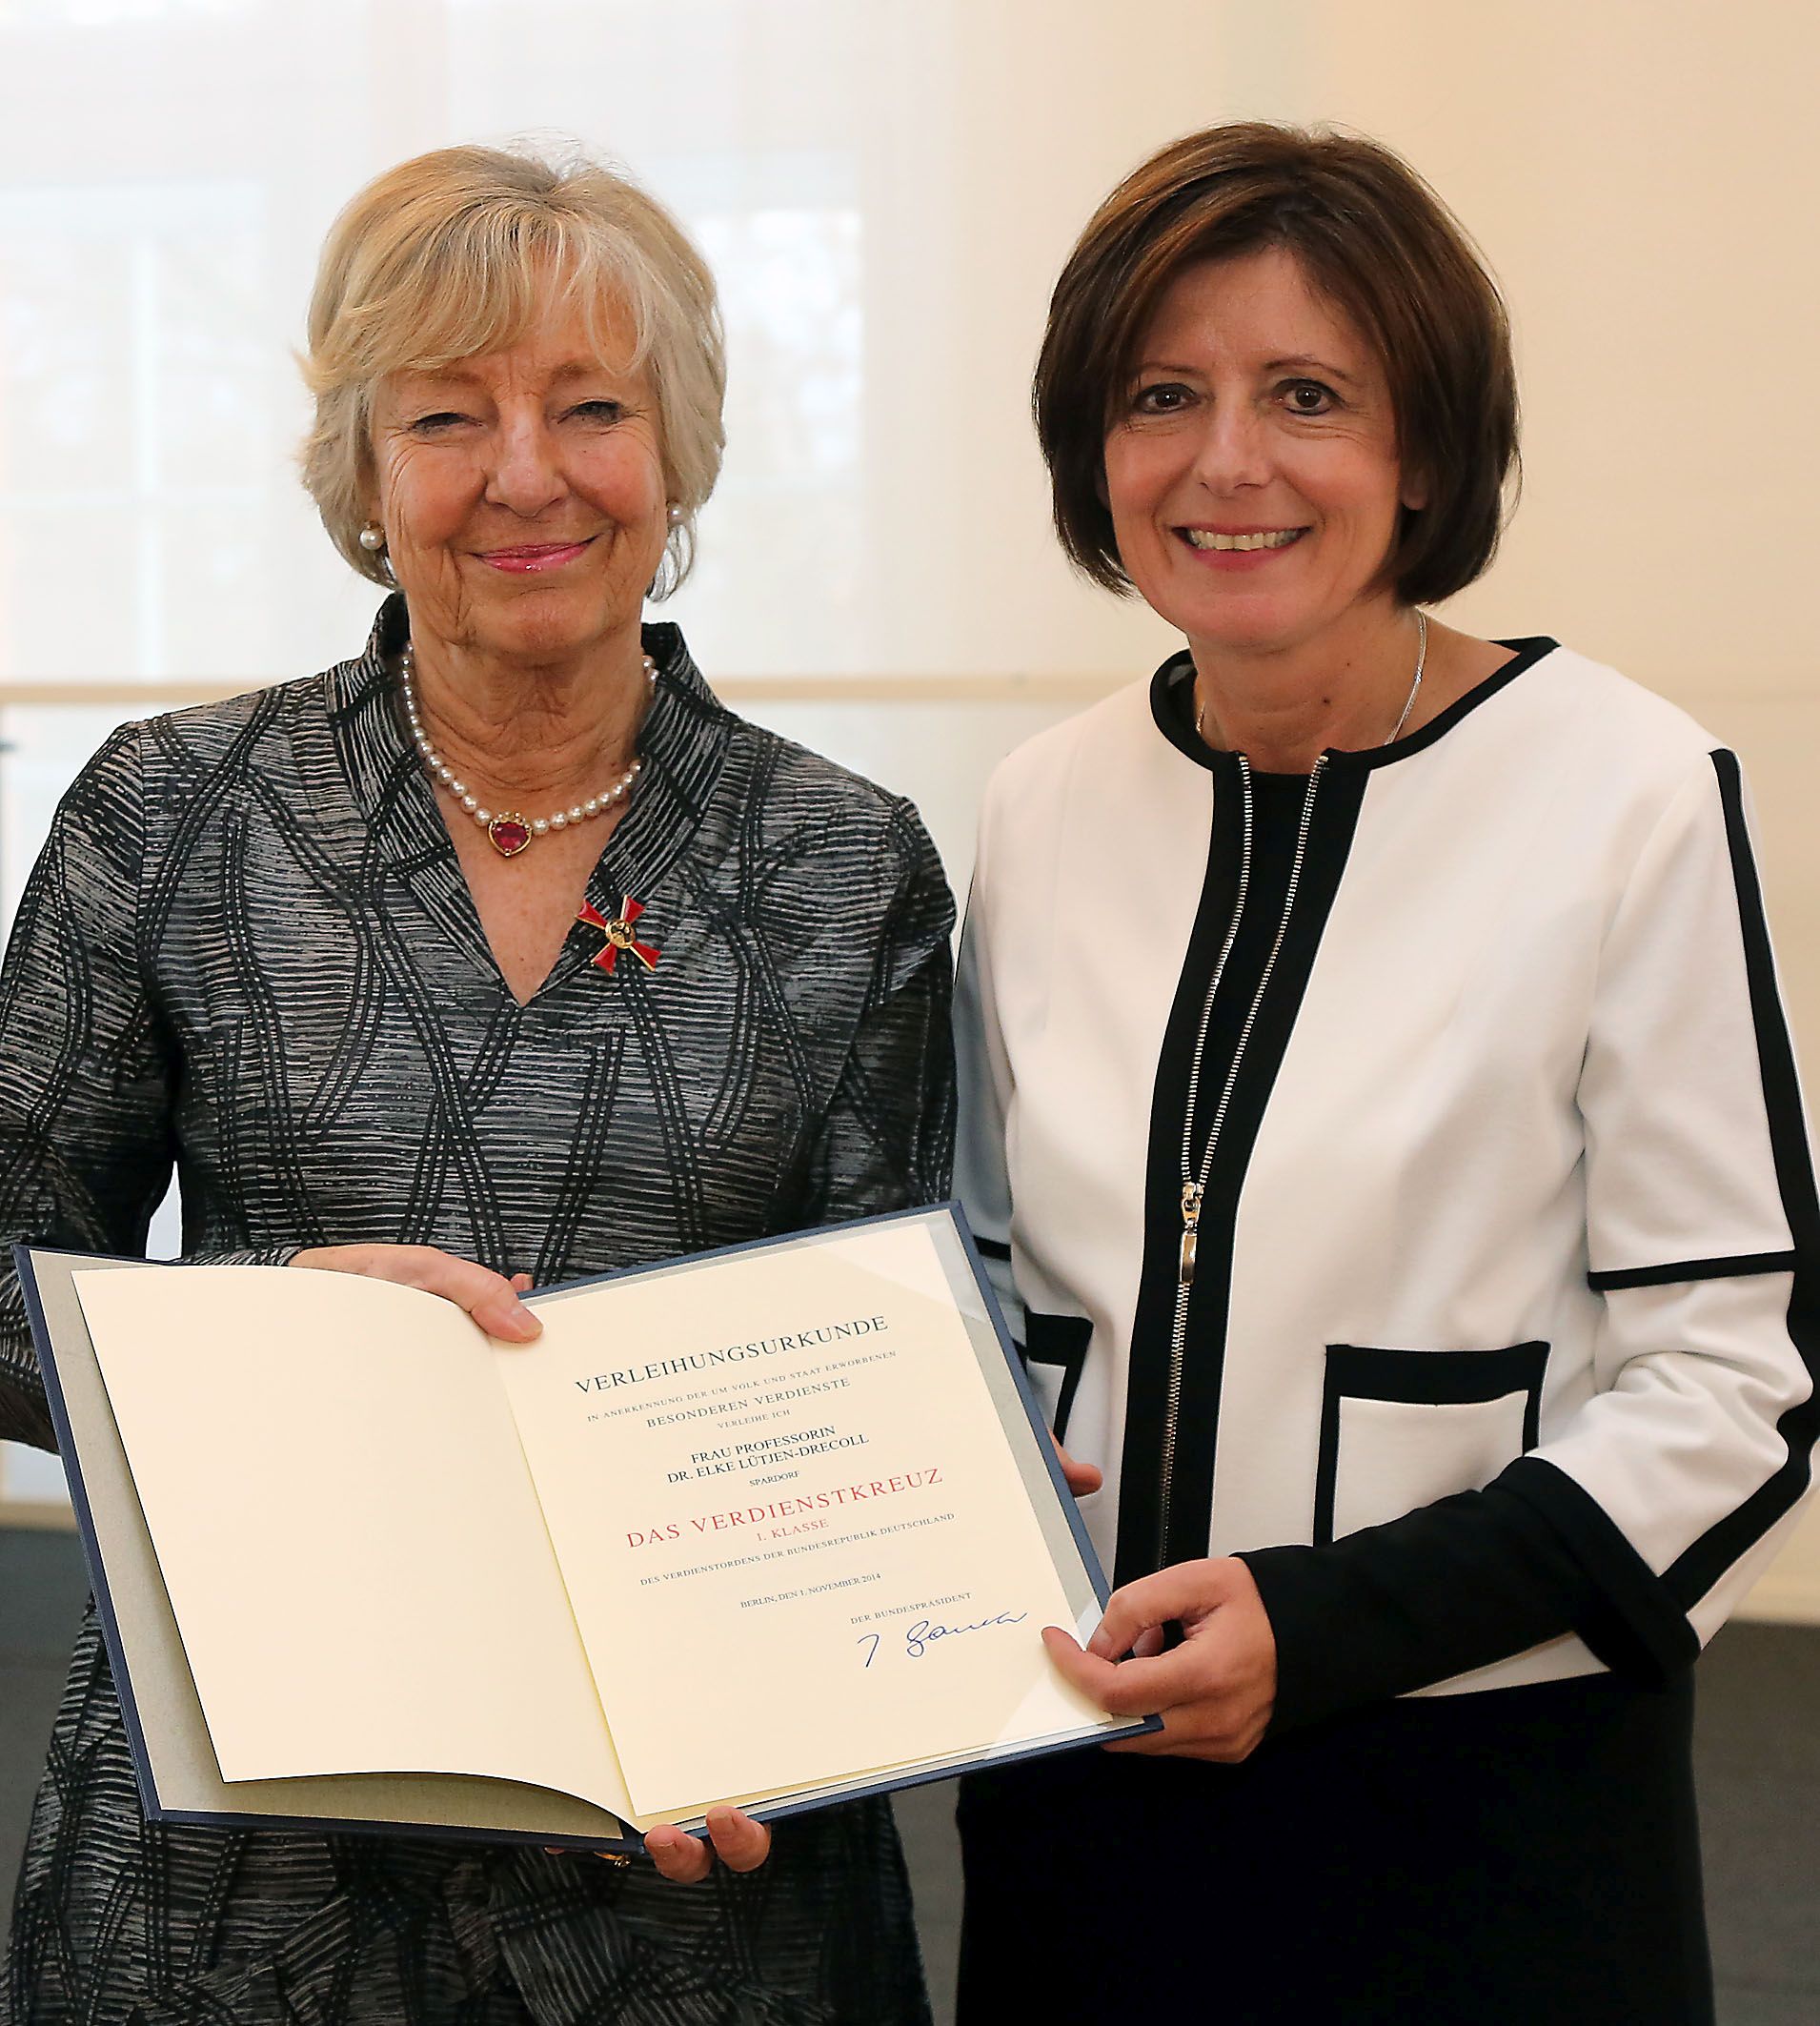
[1041,1556,1279,1764]
[290,1244,542,1343]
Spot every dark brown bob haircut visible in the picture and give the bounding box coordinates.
[1035,123,1519,608]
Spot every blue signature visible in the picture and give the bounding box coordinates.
[856,1611,1030,1668]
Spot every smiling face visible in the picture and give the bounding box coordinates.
[365,294,670,669]
[1102,245,1423,661]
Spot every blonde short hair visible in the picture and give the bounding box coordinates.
[298,142,725,596]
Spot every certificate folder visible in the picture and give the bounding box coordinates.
[19,1205,1152,1854]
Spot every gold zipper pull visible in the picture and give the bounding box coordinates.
[1179,1182,1203,1286]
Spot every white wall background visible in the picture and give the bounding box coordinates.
[4,0,1820,1614]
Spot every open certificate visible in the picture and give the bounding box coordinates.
[22,1207,1150,1851]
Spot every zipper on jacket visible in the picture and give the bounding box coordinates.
[1157,756,1325,1564]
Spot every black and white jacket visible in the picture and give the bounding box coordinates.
[956,638,1819,1724]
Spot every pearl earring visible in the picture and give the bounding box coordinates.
[666,503,684,526]
[358,523,386,552]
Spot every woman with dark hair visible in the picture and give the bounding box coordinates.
[954,122,1813,2022]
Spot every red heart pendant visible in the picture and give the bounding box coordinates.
[488,814,532,858]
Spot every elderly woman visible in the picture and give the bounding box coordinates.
[0,146,945,2024]
[954,123,1815,2023]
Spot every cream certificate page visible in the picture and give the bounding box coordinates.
[72,1266,634,1820]
[495,1216,1115,1823]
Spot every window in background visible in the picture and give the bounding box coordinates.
[0,0,1175,1511]
[0,183,269,682]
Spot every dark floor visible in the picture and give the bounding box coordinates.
[3,1527,1815,2022]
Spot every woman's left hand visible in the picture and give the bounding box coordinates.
[643,1808,772,1882]
[1041,1556,1277,1763]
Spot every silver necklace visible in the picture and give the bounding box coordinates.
[1195,608,1429,751]
[399,641,656,860]
[1386,608,1429,742]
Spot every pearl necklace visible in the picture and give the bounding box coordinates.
[399,642,657,860]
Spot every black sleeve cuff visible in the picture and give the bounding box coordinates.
[1498,1456,1702,1681]
[1235,1467,1688,1738]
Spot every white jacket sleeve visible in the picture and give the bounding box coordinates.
[952,800,1024,1346]
[1503,747,1820,1669]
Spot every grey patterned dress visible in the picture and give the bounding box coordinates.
[0,598,951,2026]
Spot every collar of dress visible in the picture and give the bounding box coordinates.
[331,593,732,866]
[1146,636,1561,777]
[317,594,736,989]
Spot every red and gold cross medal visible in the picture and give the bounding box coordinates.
[577,896,660,975]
